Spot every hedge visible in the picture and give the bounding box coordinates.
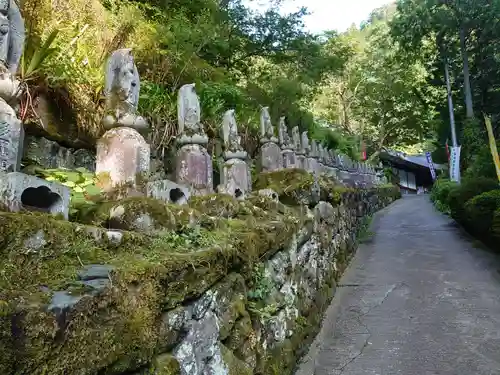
[464,190,500,239]
[447,177,499,222]
[431,177,500,251]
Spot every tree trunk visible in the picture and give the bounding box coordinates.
[460,26,474,118]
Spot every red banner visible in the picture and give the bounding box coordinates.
[361,142,367,161]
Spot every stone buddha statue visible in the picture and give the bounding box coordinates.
[102,49,148,132]
[0,0,25,102]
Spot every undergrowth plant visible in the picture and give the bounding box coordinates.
[30,167,102,217]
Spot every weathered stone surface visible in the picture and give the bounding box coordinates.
[0,0,25,76]
[0,100,23,172]
[96,127,150,192]
[175,144,213,196]
[147,179,190,205]
[0,174,400,375]
[282,149,298,169]
[102,49,148,131]
[218,158,251,199]
[22,136,96,171]
[0,171,70,218]
[177,83,208,145]
[259,142,283,172]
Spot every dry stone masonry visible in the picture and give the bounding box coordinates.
[0,21,395,375]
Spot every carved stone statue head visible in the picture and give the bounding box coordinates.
[301,131,309,153]
[291,126,300,151]
[260,107,274,139]
[278,117,290,147]
[178,83,203,134]
[222,109,242,153]
[105,49,140,109]
[0,0,24,74]
[311,140,318,158]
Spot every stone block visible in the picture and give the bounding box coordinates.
[260,142,283,172]
[0,172,70,218]
[296,154,306,170]
[0,100,24,172]
[176,143,213,196]
[282,149,298,169]
[146,179,190,205]
[96,127,150,192]
[219,158,251,199]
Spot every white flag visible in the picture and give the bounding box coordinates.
[449,146,461,182]
[425,151,437,181]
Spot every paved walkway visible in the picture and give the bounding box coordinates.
[296,195,500,375]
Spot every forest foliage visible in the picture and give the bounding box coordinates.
[18,0,353,157]
[20,0,500,173]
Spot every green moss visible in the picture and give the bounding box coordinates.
[254,169,314,194]
[253,169,316,206]
[189,194,248,218]
[0,194,303,374]
[0,171,400,374]
[77,196,199,231]
[221,344,253,375]
[151,354,181,375]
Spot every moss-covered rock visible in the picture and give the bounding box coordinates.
[150,354,181,375]
[77,197,201,232]
[225,312,257,368]
[221,344,253,375]
[253,169,319,206]
[214,274,248,340]
[0,171,400,375]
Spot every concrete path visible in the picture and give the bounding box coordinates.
[296,195,500,375]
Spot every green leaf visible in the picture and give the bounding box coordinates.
[75,167,90,173]
[25,29,60,78]
[62,181,76,187]
[84,185,102,196]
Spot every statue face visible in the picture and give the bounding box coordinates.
[118,59,137,103]
[0,0,8,15]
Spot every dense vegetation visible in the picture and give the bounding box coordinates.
[17,0,445,164]
[20,0,500,175]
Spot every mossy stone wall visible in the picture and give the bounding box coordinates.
[0,169,400,375]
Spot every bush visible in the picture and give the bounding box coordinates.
[447,177,499,222]
[464,190,500,238]
[430,178,457,214]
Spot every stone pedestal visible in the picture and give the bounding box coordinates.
[146,179,190,205]
[219,158,251,199]
[282,149,298,169]
[176,144,213,196]
[0,172,71,218]
[296,154,306,170]
[96,127,150,192]
[260,142,283,172]
[0,99,24,173]
[305,157,320,175]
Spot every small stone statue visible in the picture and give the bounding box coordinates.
[260,107,276,143]
[102,49,148,132]
[178,83,204,137]
[278,117,292,149]
[338,154,345,168]
[0,0,23,75]
[301,131,310,154]
[0,0,24,101]
[311,140,319,158]
[292,126,301,152]
[222,109,243,154]
[318,144,324,163]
